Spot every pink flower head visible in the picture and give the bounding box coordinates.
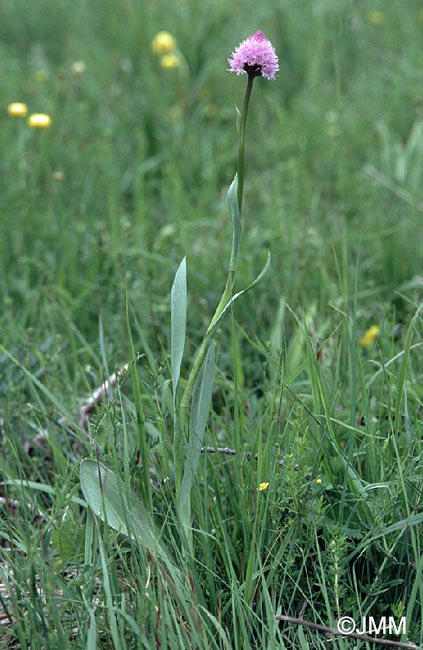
[228,30,279,80]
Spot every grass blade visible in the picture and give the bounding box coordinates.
[395,302,423,431]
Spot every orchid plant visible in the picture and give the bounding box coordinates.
[172,31,279,546]
[80,30,279,559]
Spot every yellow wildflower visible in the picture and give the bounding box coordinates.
[8,102,28,118]
[28,113,52,129]
[160,54,180,70]
[366,11,385,26]
[257,482,269,492]
[151,31,177,55]
[316,478,322,485]
[359,325,380,348]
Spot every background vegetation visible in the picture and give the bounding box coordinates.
[1,0,423,647]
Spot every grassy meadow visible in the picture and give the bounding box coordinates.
[1,0,423,647]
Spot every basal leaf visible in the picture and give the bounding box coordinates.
[80,459,182,585]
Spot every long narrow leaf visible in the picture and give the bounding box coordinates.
[189,342,215,462]
[3,478,86,507]
[348,511,423,562]
[171,257,187,398]
[227,175,241,272]
[395,302,423,430]
[206,252,271,340]
[171,258,187,493]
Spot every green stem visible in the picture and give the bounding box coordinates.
[237,74,254,212]
[179,74,255,432]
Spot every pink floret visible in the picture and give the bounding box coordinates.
[228,30,279,80]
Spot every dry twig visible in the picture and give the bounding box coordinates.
[275,614,419,648]
[77,364,129,429]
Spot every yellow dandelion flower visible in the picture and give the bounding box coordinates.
[316,478,322,485]
[366,11,385,26]
[257,482,269,492]
[8,102,28,118]
[359,325,380,348]
[28,113,52,129]
[160,53,180,70]
[151,31,177,55]
[71,60,86,76]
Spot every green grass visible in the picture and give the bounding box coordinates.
[1,0,423,647]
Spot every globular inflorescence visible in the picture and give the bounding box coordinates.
[228,30,279,80]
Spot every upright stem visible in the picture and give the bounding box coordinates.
[237,74,254,212]
[179,74,255,430]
